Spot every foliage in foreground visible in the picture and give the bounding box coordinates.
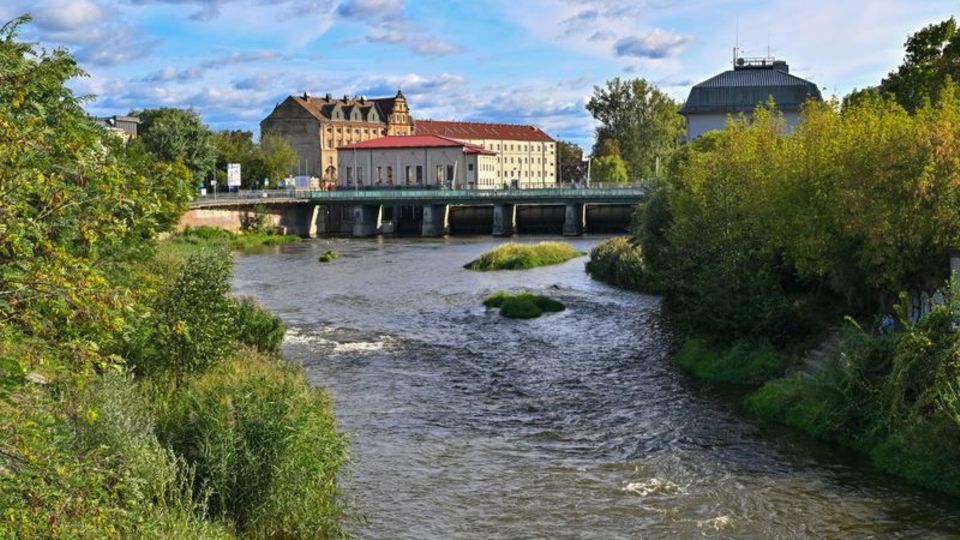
[464,242,585,271]
[585,236,658,292]
[484,291,566,319]
[0,16,344,538]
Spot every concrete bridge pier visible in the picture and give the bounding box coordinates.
[562,203,586,236]
[352,204,382,237]
[281,203,320,237]
[422,204,449,237]
[492,203,516,237]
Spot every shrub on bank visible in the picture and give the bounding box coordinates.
[585,236,658,292]
[230,296,285,353]
[746,285,960,496]
[170,226,300,252]
[152,349,347,538]
[465,242,584,271]
[675,338,788,385]
[484,291,566,319]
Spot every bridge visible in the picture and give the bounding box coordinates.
[183,186,645,237]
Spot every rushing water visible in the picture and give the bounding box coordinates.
[233,237,960,539]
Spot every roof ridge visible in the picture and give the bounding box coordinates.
[417,118,545,129]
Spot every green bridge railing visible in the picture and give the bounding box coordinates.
[188,186,646,207]
[300,187,645,203]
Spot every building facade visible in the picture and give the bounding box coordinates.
[413,120,556,188]
[260,91,413,186]
[95,115,140,139]
[679,57,822,141]
[336,135,498,189]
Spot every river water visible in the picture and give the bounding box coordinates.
[232,237,960,539]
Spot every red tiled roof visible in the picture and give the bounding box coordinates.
[338,135,497,155]
[414,119,554,142]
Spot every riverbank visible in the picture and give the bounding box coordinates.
[584,78,960,497]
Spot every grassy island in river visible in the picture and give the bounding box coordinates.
[465,242,584,271]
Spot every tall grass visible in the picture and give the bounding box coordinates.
[151,349,348,538]
[674,338,788,385]
[464,242,584,271]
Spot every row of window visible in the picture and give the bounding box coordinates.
[344,164,457,185]
[479,142,556,153]
[327,126,386,135]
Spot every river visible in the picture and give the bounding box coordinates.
[232,236,960,539]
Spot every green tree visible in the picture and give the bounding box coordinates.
[591,154,629,184]
[586,77,684,179]
[556,140,583,183]
[212,129,266,188]
[137,107,216,184]
[0,15,193,372]
[257,134,296,186]
[879,17,960,112]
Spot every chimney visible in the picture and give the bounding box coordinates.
[302,91,309,100]
[773,60,789,73]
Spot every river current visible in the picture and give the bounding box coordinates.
[232,236,960,539]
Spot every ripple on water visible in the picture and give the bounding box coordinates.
[231,237,960,539]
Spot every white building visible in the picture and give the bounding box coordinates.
[414,120,556,188]
[680,57,822,141]
[336,135,498,189]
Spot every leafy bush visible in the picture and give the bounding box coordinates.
[465,242,584,271]
[230,297,285,353]
[746,282,960,495]
[133,250,235,378]
[484,291,566,319]
[674,338,788,385]
[153,350,347,538]
[585,236,658,292]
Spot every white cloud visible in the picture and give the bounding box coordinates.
[614,29,691,59]
[31,0,104,30]
[365,20,462,56]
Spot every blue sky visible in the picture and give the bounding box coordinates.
[5,0,957,150]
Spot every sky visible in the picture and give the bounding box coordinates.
[4,0,958,150]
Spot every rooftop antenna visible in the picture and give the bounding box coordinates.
[733,16,740,66]
[767,31,771,59]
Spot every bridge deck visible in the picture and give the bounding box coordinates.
[189,187,644,208]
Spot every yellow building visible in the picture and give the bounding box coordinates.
[260,90,413,187]
[414,120,556,188]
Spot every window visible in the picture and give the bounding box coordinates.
[346,167,353,183]
[416,165,423,183]
[377,166,383,183]
[405,165,413,185]
[436,165,444,183]
[468,163,474,172]
[357,166,363,185]
[446,165,454,181]
[387,166,394,184]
